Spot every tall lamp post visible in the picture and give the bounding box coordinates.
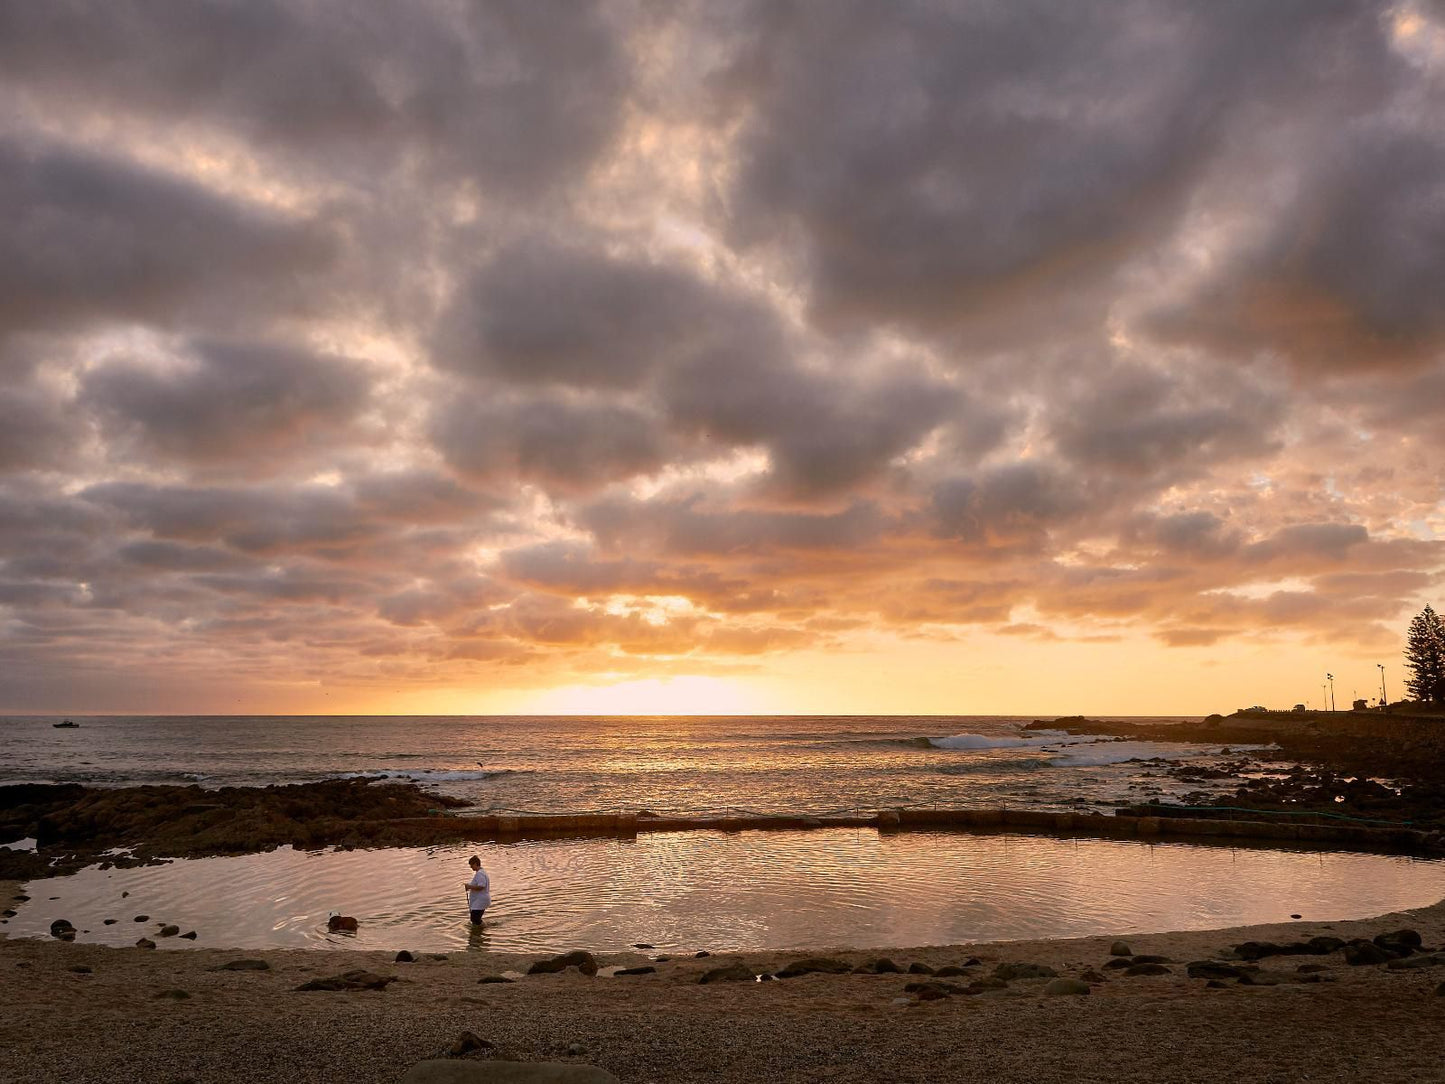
[1378,663,1388,712]
[1326,673,1336,712]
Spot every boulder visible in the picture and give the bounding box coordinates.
[1124,963,1172,976]
[1344,941,1395,966]
[934,965,973,977]
[1109,941,1133,957]
[446,1031,495,1057]
[1042,978,1090,996]
[993,963,1057,981]
[399,1061,620,1084]
[1386,954,1444,971]
[1374,929,1422,955]
[1102,958,1133,970]
[396,951,416,963]
[694,951,711,958]
[214,959,270,971]
[179,931,197,940]
[527,951,598,977]
[907,962,935,975]
[697,963,754,984]
[49,918,76,940]
[136,938,156,949]
[158,925,180,937]
[1186,961,1247,980]
[775,957,851,978]
[295,970,396,991]
[1307,936,1345,954]
[1233,941,1287,961]
[864,957,903,974]
[1130,954,1171,965]
[134,915,149,922]
[103,919,117,925]
[327,915,359,933]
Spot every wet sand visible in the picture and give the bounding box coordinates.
[5,877,1445,1084]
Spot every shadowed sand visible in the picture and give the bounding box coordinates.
[4,878,1445,1084]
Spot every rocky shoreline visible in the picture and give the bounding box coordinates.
[1030,710,1445,827]
[4,878,1445,1084]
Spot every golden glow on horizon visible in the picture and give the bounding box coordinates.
[521,675,776,716]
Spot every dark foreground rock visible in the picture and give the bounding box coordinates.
[527,952,598,977]
[296,970,397,992]
[697,963,754,984]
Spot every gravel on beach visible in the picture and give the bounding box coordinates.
[5,878,1445,1084]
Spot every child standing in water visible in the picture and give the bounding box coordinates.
[462,854,490,925]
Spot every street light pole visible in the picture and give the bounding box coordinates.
[1378,663,1388,712]
[1326,673,1336,712]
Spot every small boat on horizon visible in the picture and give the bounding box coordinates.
[52,720,80,728]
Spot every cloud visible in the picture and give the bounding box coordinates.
[79,338,373,475]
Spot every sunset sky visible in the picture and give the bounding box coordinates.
[2,1,1444,716]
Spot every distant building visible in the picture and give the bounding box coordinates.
[1292,704,1307,712]
[1352,699,1368,711]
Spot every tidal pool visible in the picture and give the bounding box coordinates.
[8,828,1442,953]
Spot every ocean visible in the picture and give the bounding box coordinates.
[0,714,1256,815]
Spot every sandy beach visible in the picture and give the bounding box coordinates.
[5,874,1445,1084]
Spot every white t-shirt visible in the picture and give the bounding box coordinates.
[466,867,491,911]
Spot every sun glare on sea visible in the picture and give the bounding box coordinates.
[523,676,773,715]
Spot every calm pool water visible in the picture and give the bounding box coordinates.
[8,829,1442,953]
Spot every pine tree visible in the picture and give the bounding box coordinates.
[1404,605,1445,704]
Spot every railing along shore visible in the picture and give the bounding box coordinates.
[382,806,1444,856]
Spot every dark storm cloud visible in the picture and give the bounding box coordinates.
[434,393,672,494]
[0,136,332,336]
[930,463,1089,549]
[722,0,1392,337]
[79,339,373,474]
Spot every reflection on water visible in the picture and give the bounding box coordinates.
[9,829,1442,954]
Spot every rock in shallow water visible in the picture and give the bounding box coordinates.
[327,915,359,933]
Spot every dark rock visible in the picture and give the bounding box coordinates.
[395,950,415,963]
[907,962,935,975]
[1374,929,1423,955]
[993,963,1057,981]
[327,915,359,933]
[905,981,954,1001]
[698,963,755,984]
[1307,936,1345,954]
[1186,961,1248,980]
[179,931,196,940]
[1,909,14,918]
[1124,963,1172,976]
[1387,954,1444,970]
[158,925,180,937]
[69,965,92,974]
[1109,941,1133,956]
[864,957,903,974]
[694,951,711,958]
[136,938,156,949]
[1043,978,1090,996]
[14,895,29,902]
[477,976,515,984]
[446,1031,494,1057]
[134,915,149,922]
[962,957,982,966]
[154,989,190,1000]
[49,918,76,939]
[1079,970,1107,983]
[103,919,117,925]
[566,1044,587,1057]
[775,957,851,978]
[214,959,269,971]
[295,970,396,991]
[1130,954,1172,965]
[1344,941,1396,966]
[1103,958,1134,970]
[934,965,974,977]
[632,943,654,949]
[653,955,671,962]
[528,951,598,976]
[615,966,655,976]
[1233,941,1287,961]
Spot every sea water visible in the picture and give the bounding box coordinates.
[0,714,1260,814]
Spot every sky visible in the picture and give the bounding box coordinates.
[1,1,1444,717]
